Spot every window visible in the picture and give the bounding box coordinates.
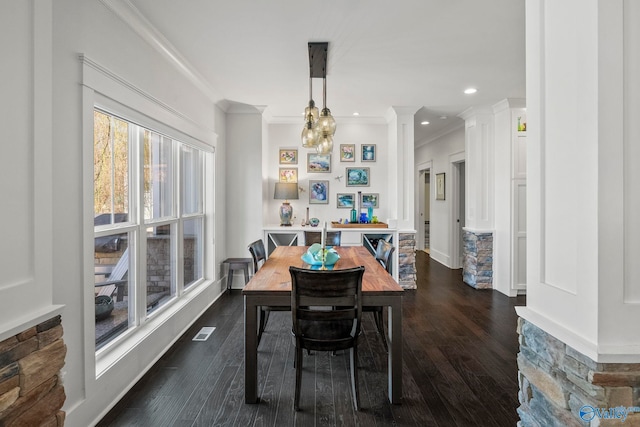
[94,109,206,350]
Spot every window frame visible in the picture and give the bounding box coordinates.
[93,106,210,337]
[84,79,215,377]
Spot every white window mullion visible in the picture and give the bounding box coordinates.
[175,139,184,295]
[109,116,116,223]
[132,125,146,325]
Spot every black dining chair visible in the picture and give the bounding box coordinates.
[289,265,365,411]
[248,239,289,345]
[304,230,342,247]
[363,239,395,351]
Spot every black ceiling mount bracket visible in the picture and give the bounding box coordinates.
[308,42,328,78]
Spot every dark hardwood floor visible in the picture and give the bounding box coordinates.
[98,251,525,426]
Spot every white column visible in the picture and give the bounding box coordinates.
[386,106,419,230]
[225,104,265,258]
[458,107,495,232]
[518,0,640,362]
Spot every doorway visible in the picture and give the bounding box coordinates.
[423,170,430,253]
[416,161,432,253]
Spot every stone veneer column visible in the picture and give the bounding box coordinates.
[0,316,67,426]
[462,230,493,289]
[518,318,640,426]
[398,233,416,289]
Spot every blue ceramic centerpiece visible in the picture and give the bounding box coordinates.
[301,243,340,268]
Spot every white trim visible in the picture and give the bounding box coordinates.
[98,0,222,104]
[429,248,451,269]
[462,227,494,234]
[81,55,216,150]
[415,121,465,148]
[0,305,65,343]
[449,152,465,269]
[516,306,640,363]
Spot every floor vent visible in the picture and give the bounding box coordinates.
[192,326,216,341]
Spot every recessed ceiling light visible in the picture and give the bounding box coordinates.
[464,88,478,94]
[439,115,448,120]
[353,112,360,116]
[420,121,430,125]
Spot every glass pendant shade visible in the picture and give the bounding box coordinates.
[317,108,337,136]
[304,101,319,123]
[316,133,333,154]
[301,116,319,148]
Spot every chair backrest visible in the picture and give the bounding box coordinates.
[95,247,129,299]
[289,266,364,352]
[375,240,395,274]
[304,231,342,247]
[248,239,266,272]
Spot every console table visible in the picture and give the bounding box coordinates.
[263,225,399,282]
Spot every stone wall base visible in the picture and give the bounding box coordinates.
[398,233,416,289]
[0,316,67,426]
[517,318,640,426]
[462,230,493,289]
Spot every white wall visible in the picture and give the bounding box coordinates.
[265,121,389,227]
[0,1,60,342]
[0,1,226,425]
[414,127,465,267]
[225,105,264,258]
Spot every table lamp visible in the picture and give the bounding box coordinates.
[274,182,299,226]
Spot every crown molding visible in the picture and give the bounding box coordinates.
[264,114,387,125]
[493,98,526,114]
[415,121,465,148]
[98,0,223,104]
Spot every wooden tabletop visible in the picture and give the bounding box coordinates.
[242,246,404,296]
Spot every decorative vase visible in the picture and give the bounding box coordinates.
[279,202,293,226]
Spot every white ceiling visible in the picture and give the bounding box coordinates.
[128,0,525,144]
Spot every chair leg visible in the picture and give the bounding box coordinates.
[294,344,303,411]
[350,345,360,411]
[373,310,388,352]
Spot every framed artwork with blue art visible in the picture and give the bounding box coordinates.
[362,144,376,162]
[337,193,355,208]
[309,180,329,204]
[346,167,370,187]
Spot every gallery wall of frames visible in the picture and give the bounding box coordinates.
[267,122,389,226]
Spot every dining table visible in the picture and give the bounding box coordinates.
[242,245,404,404]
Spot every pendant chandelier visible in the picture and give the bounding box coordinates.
[301,42,336,154]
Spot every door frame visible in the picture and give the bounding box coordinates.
[449,152,465,269]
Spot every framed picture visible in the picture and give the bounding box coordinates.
[362,144,376,162]
[346,167,370,187]
[361,193,379,208]
[309,180,329,204]
[279,167,298,183]
[279,149,298,164]
[307,153,331,173]
[336,193,355,208]
[436,173,445,200]
[339,144,355,162]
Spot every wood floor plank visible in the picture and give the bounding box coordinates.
[98,251,526,427]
